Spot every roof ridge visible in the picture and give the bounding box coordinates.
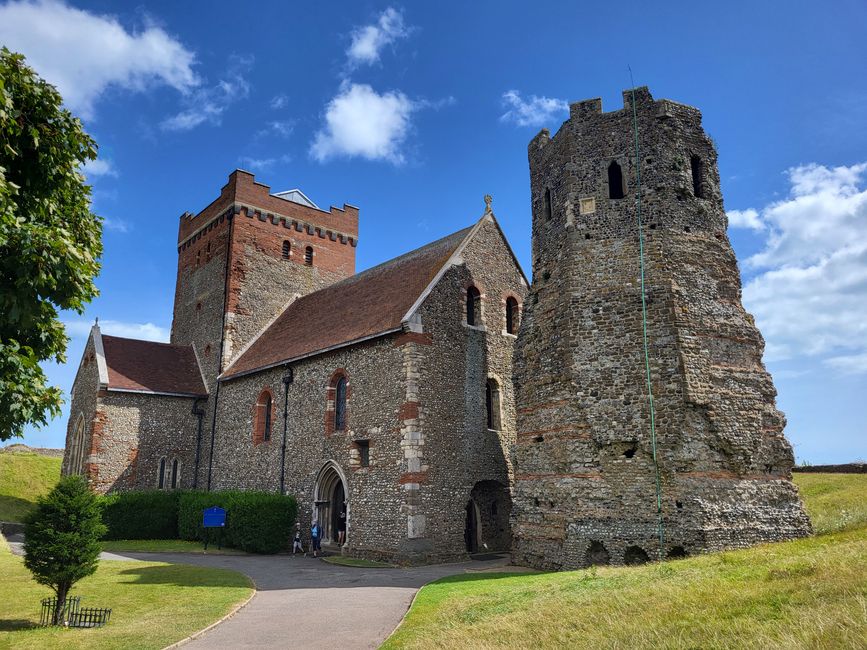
[100,334,189,349]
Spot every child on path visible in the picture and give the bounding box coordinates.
[292,522,304,556]
[310,520,322,558]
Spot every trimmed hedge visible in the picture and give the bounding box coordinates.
[178,490,298,554]
[99,490,181,540]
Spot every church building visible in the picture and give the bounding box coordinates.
[62,169,528,563]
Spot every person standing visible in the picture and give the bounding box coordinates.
[292,522,304,556]
[337,508,347,546]
[310,520,322,558]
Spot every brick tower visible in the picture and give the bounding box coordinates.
[512,87,810,570]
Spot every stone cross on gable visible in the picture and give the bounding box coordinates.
[484,194,493,215]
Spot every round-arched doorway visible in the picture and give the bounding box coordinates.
[313,462,348,545]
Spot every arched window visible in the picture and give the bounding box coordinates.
[304,246,313,266]
[608,161,625,199]
[158,458,166,489]
[334,376,347,432]
[254,389,274,444]
[543,187,552,221]
[282,240,291,260]
[690,155,704,198]
[170,459,179,489]
[466,286,481,326]
[505,297,519,334]
[486,378,501,430]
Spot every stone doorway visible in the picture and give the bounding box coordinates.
[465,480,512,553]
[314,462,348,545]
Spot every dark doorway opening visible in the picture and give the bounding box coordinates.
[464,501,478,553]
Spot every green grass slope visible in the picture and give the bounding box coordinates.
[384,473,867,650]
[0,533,253,649]
[0,450,62,523]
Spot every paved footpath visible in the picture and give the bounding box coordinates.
[9,536,510,649]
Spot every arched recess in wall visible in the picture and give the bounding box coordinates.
[486,378,502,431]
[466,285,482,326]
[158,457,166,489]
[170,458,180,489]
[505,296,520,335]
[253,389,275,444]
[313,460,349,545]
[608,161,625,199]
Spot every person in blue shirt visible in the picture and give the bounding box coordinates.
[310,520,322,557]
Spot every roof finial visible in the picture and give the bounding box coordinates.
[483,194,493,215]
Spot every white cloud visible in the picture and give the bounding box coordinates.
[726,208,763,231]
[310,83,415,164]
[102,217,130,233]
[256,120,295,140]
[82,157,118,178]
[161,54,253,131]
[239,154,292,172]
[500,90,568,128]
[346,7,409,67]
[65,319,169,342]
[270,94,288,109]
[0,0,197,120]
[739,162,867,373]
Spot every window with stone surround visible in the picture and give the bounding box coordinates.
[170,458,179,489]
[486,378,501,430]
[466,286,481,326]
[505,296,520,334]
[326,370,350,435]
[282,240,291,260]
[253,389,275,444]
[304,246,313,266]
[608,161,625,199]
[355,440,370,467]
[158,457,166,489]
[335,377,347,432]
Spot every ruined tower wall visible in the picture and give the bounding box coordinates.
[512,87,810,570]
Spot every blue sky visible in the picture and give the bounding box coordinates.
[2,0,865,462]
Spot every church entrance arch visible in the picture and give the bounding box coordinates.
[464,480,512,554]
[313,461,348,545]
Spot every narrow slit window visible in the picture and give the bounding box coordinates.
[304,246,313,266]
[543,187,552,221]
[608,161,625,199]
[466,286,481,326]
[505,297,519,334]
[170,459,179,489]
[263,392,272,441]
[357,440,370,467]
[282,240,291,260]
[486,379,501,430]
[158,458,166,489]
[691,155,704,198]
[334,376,347,431]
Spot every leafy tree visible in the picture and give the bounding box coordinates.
[0,47,102,440]
[23,474,106,625]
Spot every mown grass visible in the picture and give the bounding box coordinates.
[100,539,247,555]
[0,451,61,523]
[384,473,867,650]
[0,534,253,649]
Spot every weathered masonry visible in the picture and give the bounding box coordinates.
[512,87,811,570]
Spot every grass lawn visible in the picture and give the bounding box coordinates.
[384,473,867,649]
[0,535,253,649]
[322,556,395,568]
[0,451,61,523]
[101,539,247,555]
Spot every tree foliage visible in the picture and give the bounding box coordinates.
[0,47,102,440]
[23,474,106,624]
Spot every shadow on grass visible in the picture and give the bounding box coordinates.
[0,619,38,631]
[0,495,36,522]
[116,564,247,588]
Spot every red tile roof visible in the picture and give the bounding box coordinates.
[101,335,207,396]
[223,225,474,379]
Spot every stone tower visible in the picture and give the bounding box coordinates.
[171,169,359,386]
[512,87,810,570]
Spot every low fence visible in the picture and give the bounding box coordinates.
[40,596,111,628]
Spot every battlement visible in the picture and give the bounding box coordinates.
[177,170,359,247]
[530,87,703,152]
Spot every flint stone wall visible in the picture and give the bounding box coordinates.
[512,87,811,570]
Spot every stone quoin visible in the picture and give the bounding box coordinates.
[63,88,810,566]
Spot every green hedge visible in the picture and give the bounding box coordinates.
[99,490,182,540]
[178,490,298,554]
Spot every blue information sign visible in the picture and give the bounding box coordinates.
[203,506,226,528]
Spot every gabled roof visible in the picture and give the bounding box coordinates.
[222,223,478,379]
[97,331,207,397]
[271,188,320,210]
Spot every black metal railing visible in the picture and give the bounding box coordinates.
[40,596,111,628]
